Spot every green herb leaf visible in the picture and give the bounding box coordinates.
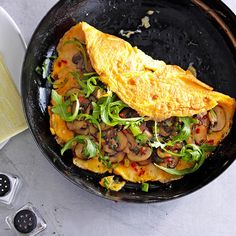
[129,123,142,137]
[51,90,80,122]
[61,135,98,158]
[154,152,206,176]
[172,117,198,143]
[98,154,113,169]
[136,133,149,145]
[85,76,98,97]
[92,102,100,120]
[200,143,216,152]
[180,144,202,162]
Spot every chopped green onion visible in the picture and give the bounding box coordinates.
[130,123,142,137]
[141,183,149,192]
[136,133,149,145]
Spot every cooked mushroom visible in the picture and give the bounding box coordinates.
[103,130,128,154]
[127,146,152,162]
[72,52,84,70]
[126,133,136,148]
[165,156,179,168]
[208,106,226,132]
[193,125,208,145]
[109,152,125,163]
[89,125,98,136]
[119,108,138,118]
[158,118,178,137]
[137,158,152,166]
[78,96,91,113]
[67,120,89,135]
[74,143,86,159]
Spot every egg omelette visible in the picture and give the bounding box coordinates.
[48,22,236,187]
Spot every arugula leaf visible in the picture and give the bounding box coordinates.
[92,102,100,120]
[154,153,205,176]
[61,135,98,158]
[85,76,98,97]
[99,92,144,128]
[154,143,215,176]
[71,72,99,98]
[51,90,80,122]
[172,117,198,143]
[180,144,202,162]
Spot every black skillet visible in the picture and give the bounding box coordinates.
[21,0,236,203]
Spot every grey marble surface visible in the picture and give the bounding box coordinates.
[0,1,236,236]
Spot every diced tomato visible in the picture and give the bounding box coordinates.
[57,61,62,67]
[131,162,138,172]
[207,140,214,145]
[120,112,126,118]
[138,168,145,176]
[195,127,200,134]
[61,59,68,64]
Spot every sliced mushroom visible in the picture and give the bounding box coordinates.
[116,132,128,151]
[137,158,152,166]
[109,152,125,163]
[127,146,152,162]
[67,120,89,135]
[126,133,136,149]
[78,96,90,113]
[158,118,177,137]
[74,143,86,159]
[193,125,208,145]
[103,143,117,155]
[72,52,84,70]
[119,108,138,118]
[89,125,98,136]
[165,156,179,168]
[208,106,226,132]
[103,130,128,153]
[101,123,111,131]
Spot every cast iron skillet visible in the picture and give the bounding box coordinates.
[22,0,236,203]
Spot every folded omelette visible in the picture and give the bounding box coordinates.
[48,22,236,189]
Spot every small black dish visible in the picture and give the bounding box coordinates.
[14,209,37,234]
[21,0,236,203]
[0,174,11,197]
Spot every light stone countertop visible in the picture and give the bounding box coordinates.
[0,1,236,236]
